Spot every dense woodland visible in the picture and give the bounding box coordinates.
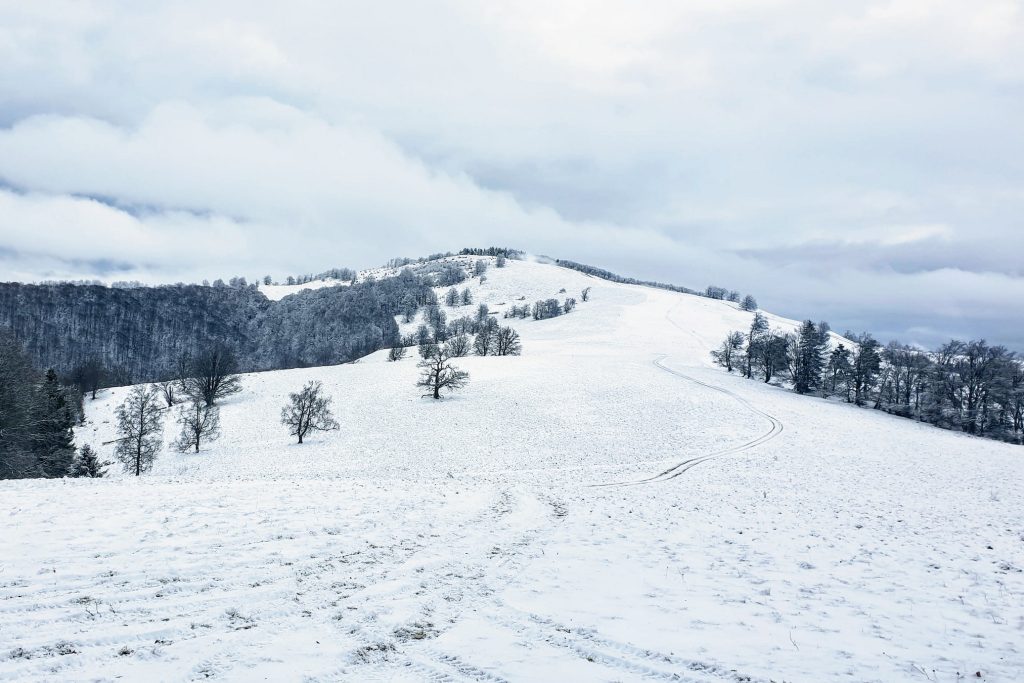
[713,314,1024,444]
[0,271,436,383]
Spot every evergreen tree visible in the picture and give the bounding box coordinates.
[740,295,758,312]
[826,344,853,399]
[69,444,110,478]
[793,321,827,395]
[743,313,769,378]
[460,288,473,306]
[444,288,459,306]
[850,333,882,406]
[32,369,76,477]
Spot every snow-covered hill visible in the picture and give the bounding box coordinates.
[2,259,1022,682]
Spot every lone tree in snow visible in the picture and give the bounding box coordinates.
[581,287,591,302]
[69,444,110,478]
[114,384,164,476]
[740,294,758,312]
[417,346,469,399]
[173,401,221,453]
[182,345,243,406]
[387,346,407,362]
[281,381,340,444]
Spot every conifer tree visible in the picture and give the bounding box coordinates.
[69,444,110,478]
[793,320,828,395]
[850,333,882,406]
[744,313,770,379]
[32,369,76,477]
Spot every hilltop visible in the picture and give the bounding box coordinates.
[1,257,1022,682]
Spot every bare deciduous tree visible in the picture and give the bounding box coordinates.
[155,379,177,407]
[445,334,471,357]
[493,326,522,356]
[71,359,104,400]
[173,401,221,453]
[474,326,494,356]
[580,287,591,302]
[114,385,164,476]
[182,345,243,406]
[281,381,339,444]
[387,346,407,362]
[417,347,469,400]
[711,331,745,372]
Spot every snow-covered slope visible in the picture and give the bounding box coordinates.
[258,277,351,301]
[2,259,1022,682]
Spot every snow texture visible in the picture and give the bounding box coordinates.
[2,259,1022,682]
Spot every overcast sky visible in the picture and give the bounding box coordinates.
[1,1,1022,348]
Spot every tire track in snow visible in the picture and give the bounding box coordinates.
[483,602,768,682]
[594,295,784,487]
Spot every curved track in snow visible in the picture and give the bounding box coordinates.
[594,356,783,487]
[595,295,785,487]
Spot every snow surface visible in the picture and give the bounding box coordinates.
[2,259,1023,682]
[258,278,350,301]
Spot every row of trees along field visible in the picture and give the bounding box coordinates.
[712,313,1024,444]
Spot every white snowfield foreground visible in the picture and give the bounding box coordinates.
[2,259,1022,682]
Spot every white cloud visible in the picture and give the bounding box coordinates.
[0,1,1021,346]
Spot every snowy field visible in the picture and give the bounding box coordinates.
[2,259,1022,682]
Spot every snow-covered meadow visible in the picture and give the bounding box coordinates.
[2,259,1022,682]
